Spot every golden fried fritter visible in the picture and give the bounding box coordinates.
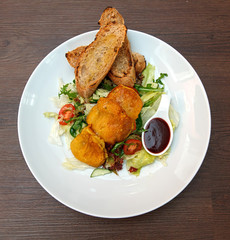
[87,97,136,145]
[70,125,107,167]
[107,85,143,120]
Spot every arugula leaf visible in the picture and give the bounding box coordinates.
[98,78,115,91]
[135,114,143,132]
[133,114,148,134]
[58,83,77,100]
[89,98,98,104]
[156,73,168,85]
[99,82,114,91]
[111,140,125,153]
[111,140,126,157]
[134,84,164,93]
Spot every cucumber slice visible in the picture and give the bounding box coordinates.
[90,168,112,178]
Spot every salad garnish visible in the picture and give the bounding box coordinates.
[44,63,179,177]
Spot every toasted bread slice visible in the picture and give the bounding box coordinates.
[107,37,136,86]
[99,7,136,87]
[98,7,124,25]
[66,46,146,78]
[66,7,124,70]
[75,23,127,98]
[65,46,85,68]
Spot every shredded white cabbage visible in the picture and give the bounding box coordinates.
[84,103,96,115]
[63,125,74,149]
[48,120,65,146]
[95,88,110,98]
[62,157,92,170]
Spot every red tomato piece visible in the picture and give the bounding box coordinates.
[123,139,142,155]
[58,104,76,125]
[129,166,138,173]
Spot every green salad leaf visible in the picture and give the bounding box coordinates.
[58,80,77,100]
[126,149,156,176]
[142,63,156,87]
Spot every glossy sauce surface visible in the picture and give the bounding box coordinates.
[144,118,170,154]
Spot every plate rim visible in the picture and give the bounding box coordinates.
[17,29,211,218]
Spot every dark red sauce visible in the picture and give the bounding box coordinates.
[144,118,170,154]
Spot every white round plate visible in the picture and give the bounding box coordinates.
[18,30,211,218]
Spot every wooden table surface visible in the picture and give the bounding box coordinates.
[0,0,229,239]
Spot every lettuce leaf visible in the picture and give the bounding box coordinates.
[43,112,58,119]
[140,93,162,125]
[142,63,156,87]
[125,149,156,175]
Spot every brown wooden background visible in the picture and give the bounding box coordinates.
[0,0,229,239]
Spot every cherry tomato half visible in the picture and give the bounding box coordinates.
[123,139,142,155]
[58,104,76,125]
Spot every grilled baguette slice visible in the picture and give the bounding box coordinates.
[99,7,136,87]
[66,46,146,78]
[66,7,124,69]
[75,23,127,98]
[107,37,136,86]
[98,7,124,25]
[65,46,85,68]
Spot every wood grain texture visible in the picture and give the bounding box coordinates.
[0,0,229,239]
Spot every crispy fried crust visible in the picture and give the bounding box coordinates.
[87,97,135,145]
[107,85,143,120]
[75,23,127,98]
[70,125,107,167]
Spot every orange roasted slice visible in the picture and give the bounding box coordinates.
[107,85,143,120]
[70,125,107,167]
